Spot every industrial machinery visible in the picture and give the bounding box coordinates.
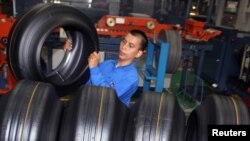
[239,44,250,83]
[0,13,16,94]
[96,15,174,40]
[182,18,222,42]
[215,0,250,32]
[96,15,222,42]
[197,0,250,97]
[175,0,250,107]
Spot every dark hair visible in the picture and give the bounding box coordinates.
[129,30,148,51]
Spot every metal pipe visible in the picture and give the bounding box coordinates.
[206,0,216,24]
[12,0,17,17]
[186,0,193,18]
[192,48,205,99]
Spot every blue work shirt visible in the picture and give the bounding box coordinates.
[88,60,139,107]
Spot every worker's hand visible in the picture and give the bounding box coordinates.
[63,38,72,52]
[88,51,100,68]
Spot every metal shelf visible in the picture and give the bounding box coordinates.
[142,40,169,93]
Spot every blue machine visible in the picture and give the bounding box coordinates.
[195,27,250,99]
[198,28,239,91]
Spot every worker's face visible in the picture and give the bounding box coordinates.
[119,33,143,61]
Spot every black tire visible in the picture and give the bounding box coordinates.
[7,3,98,92]
[0,80,63,141]
[125,91,185,141]
[228,96,250,124]
[0,94,9,127]
[156,30,182,73]
[59,85,129,141]
[186,94,250,141]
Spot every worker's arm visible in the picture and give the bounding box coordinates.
[88,52,111,87]
[88,51,100,68]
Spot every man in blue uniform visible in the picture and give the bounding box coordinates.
[64,30,148,106]
[88,30,148,106]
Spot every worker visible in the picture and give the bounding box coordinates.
[64,30,148,107]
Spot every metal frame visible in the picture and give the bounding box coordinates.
[142,39,169,93]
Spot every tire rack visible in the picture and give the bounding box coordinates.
[99,37,170,93]
[142,39,169,92]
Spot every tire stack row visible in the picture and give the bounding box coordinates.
[1,81,249,141]
[0,80,186,141]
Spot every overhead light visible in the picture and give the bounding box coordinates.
[212,83,218,88]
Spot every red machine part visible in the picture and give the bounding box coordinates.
[0,14,15,42]
[182,18,222,42]
[242,92,250,109]
[96,16,222,42]
[96,15,173,39]
[0,14,16,95]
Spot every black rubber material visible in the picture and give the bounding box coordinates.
[59,85,129,141]
[0,80,63,141]
[125,91,185,141]
[156,30,182,73]
[7,3,98,93]
[0,94,9,128]
[186,94,250,141]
